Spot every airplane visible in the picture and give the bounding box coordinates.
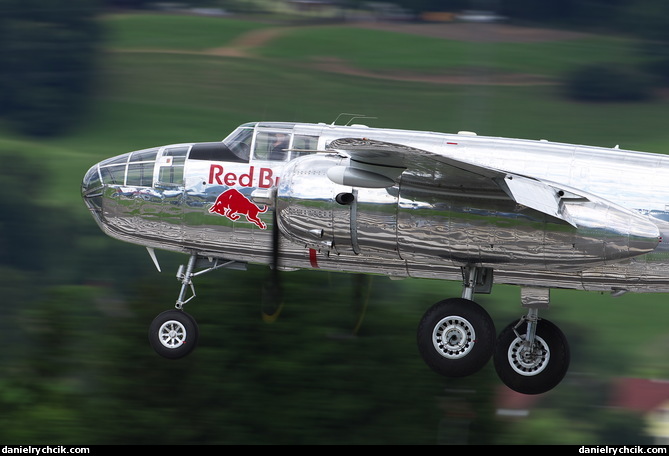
[81,116,669,395]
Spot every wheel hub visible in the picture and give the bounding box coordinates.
[159,320,187,349]
[432,315,475,359]
[508,336,550,376]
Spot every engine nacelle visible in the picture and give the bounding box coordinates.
[275,154,340,250]
[276,155,660,271]
[276,154,399,257]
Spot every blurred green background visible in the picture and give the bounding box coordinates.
[2,0,669,445]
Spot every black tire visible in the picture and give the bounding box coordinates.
[417,298,496,378]
[493,318,570,395]
[149,310,199,359]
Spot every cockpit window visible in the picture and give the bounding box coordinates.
[292,135,319,158]
[220,128,253,161]
[253,131,292,161]
[189,142,248,162]
[188,129,252,162]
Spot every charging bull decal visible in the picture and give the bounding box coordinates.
[209,188,268,229]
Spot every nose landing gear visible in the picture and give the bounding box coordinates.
[148,309,199,359]
[148,253,245,359]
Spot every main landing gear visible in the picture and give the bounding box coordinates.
[417,266,570,395]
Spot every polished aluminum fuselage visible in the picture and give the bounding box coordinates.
[82,122,669,293]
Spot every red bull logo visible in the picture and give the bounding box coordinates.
[209,188,268,229]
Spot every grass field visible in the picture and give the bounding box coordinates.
[7,12,669,380]
[259,26,641,75]
[104,13,268,50]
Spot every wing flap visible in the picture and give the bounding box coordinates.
[496,174,586,227]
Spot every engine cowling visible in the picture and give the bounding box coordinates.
[276,154,660,271]
[276,154,401,258]
[275,154,340,250]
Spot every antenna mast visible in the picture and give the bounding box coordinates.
[331,113,377,126]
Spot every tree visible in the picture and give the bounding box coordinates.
[563,63,654,102]
[617,0,669,85]
[0,0,104,136]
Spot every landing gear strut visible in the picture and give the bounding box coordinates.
[494,290,570,395]
[417,266,570,395]
[148,253,245,359]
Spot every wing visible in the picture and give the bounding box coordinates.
[326,137,583,227]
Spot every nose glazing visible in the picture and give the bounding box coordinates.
[82,163,104,212]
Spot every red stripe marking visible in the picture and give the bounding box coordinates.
[309,248,319,268]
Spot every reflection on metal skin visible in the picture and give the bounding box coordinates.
[521,287,550,309]
[277,154,659,273]
[81,121,669,294]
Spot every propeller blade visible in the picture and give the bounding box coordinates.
[261,207,283,322]
[351,274,372,335]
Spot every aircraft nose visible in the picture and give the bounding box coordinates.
[82,163,104,213]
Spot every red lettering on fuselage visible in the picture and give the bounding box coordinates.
[207,164,276,188]
[259,168,275,188]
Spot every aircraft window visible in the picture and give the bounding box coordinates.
[189,142,248,163]
[292,135,319,158]
[221,128,253,161]
[256,122,296,129]
[158,167,182,186]
[157,146,188,186]
[163,145,188,163]
[130,148,158,162]
[83,166,102,191]
[254,131,291,161]
[100,165,126,185]
[100,153,130,167]
[126,162,153,187]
